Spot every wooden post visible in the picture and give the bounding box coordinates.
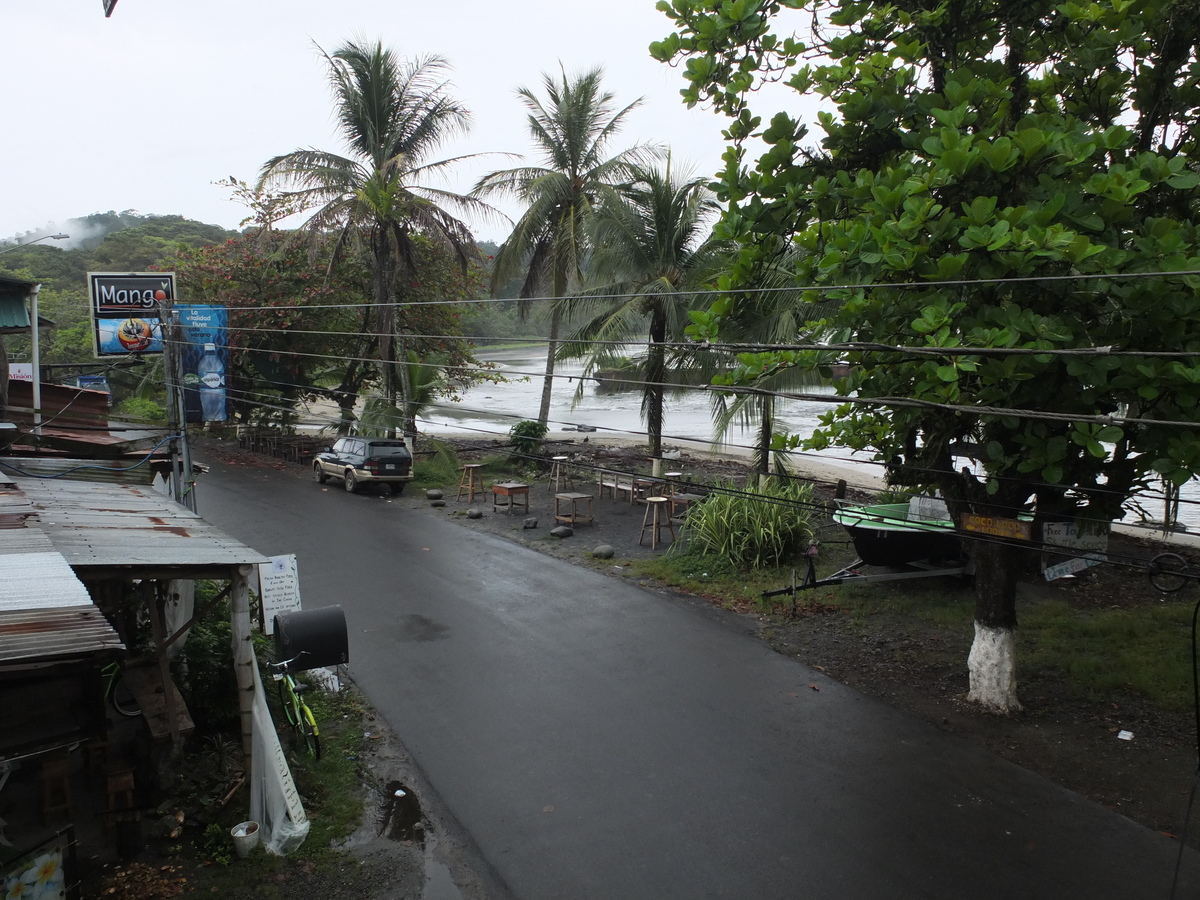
[231,565,256,772]
[147,581,182,749]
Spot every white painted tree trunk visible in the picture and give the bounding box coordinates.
[967,621,1022,713]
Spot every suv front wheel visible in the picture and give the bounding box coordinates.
[313,462,328,484]
[344,469,358,493]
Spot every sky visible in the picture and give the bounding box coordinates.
[1,0,758,246]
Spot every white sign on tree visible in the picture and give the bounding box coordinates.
[258,554,301,634]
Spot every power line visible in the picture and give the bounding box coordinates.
[203,266,1200,313]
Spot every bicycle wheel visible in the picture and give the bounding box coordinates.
[110,676,142,718]
[299,707,321,761]
[277,679,299,726]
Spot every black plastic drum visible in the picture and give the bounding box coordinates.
[273,606,348,670]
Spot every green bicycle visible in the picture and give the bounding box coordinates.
[101,659,143,718]
[269,653,321,761]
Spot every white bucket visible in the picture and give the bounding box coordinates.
[230,820,260,858]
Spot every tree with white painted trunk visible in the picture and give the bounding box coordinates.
[656,0,1200,712]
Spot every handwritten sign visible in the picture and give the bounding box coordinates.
[1045,554,1106,581]
[962,514,1032,541]
[258,554,301,634]
[1043,521,1109,553]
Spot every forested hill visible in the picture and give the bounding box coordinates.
[0,213,238,291]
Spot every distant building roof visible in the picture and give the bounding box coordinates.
[0,275,53,333]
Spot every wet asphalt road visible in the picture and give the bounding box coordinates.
[196,453,1200,899]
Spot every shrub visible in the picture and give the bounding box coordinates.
[509,420,548,460]
[684,477,816,570]
[112,396,167,423]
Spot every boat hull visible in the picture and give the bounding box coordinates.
[832,503,962,567]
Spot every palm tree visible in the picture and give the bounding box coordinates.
[473,67,648,426]
[710,248,844,479]
[567,161,722,465]
[258,39,490,436]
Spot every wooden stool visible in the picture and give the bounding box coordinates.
[548,456,573,491]
[492,481,530,515]
[639,496,675,549]
[457,464,485,502]
[41,755,73,824]
[106,769,136,821]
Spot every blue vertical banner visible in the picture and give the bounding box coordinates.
[177,304,229,423]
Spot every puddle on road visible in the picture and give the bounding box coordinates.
[375,781,464,900]
[379,780,425,844]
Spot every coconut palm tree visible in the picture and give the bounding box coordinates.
[710,248,845,479]
[258,39,490,436]
[566,161,722,464]
[473,67,648,426]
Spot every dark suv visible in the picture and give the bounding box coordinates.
[313,437,414,495]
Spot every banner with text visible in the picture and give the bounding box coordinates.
[176,303,229,423]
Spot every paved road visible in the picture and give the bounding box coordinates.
[197,453,1200,899]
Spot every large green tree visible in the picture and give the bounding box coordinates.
[656,0,1200,711]
[474,67,648,426]
[567,161,721,463]
[258,39,489,436]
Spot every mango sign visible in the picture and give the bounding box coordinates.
[88,272,175,358]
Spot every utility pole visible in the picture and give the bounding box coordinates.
[157,296,196,511]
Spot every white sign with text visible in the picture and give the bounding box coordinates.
[258,554,301,634]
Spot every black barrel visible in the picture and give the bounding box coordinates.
[273,606,348,670]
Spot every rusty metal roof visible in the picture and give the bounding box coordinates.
[8,477,269,576]
[0,485,124,663]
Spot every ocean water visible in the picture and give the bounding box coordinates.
[417,350,1199,532]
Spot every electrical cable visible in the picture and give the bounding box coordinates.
[205,266,1200,313]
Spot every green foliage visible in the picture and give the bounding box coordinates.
[410,439,460,488]
[684,478,815,570]
[1020,598,1196,709]
[509,419,548,458]
[657,0,1200,624]
[111,396,168,424]
[178,583,238,732]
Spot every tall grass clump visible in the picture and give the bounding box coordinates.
[684,477,816,570]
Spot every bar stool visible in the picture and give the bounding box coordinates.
[41,755,73,824]
[639,496,675,549]
[548,456,573,491]
[457,464,485,502]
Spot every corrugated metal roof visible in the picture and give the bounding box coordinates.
[0,483,123,663]
[0,606,124,663]
[0,294,31,330]
[1,551,93,611]
[10,477,269,572]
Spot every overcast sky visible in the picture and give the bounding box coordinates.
[1,0,758,245]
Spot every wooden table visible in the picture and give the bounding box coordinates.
[492,481,530,515]
[554,492,595,526]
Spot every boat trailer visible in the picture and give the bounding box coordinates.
[762,542,973,618]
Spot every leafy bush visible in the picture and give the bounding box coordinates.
[683,477,816,570]
[179,582,239,731]
[112,396,167,423]
[509,420,548,459]
[411,439,460,487]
